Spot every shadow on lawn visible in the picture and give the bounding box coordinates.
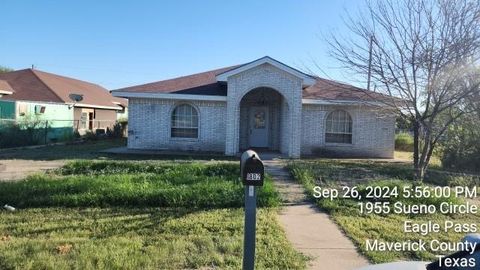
[3,208,200,239]
[0,138,236,161]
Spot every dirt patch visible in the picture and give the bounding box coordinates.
[0,159,65,181]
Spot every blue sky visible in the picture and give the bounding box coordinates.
[1,0,365,89]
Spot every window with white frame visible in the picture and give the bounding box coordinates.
[171,104,199,138]
[325,110,352,144]
[80,112,88,129]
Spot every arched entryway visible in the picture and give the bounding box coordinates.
[238,87,289,154]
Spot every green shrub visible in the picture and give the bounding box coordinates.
[83,130,98,141]
[60,129,75,142]
[440,112,480,173]
[425,170,480,187]
[395,132,414,151]
[106,122,126,138]
[0,117,47,148]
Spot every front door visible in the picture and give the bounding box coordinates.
[88,112,94,130]
[249,106,269,147]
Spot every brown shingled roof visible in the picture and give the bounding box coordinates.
[115,65,239,95]
[114,63,393,102]
[0,80,14,93]
[0,69,126,109]
[303,77,393,102]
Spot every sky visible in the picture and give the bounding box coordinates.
[0,0,366,90]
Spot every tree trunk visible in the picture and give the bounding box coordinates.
[413,120,421,181]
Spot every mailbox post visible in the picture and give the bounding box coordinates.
[240,150,264,270]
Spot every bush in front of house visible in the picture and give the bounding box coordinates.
[426,169,480,187]
[0,117,47,148]
[395,132,414,151]
[83,130,98,141]
[440,112,480,173]
[0,161,280,208]
[106,121,126,138]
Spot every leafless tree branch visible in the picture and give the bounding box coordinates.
[326,0,480,180]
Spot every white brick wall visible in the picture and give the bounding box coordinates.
[127,98,226,152]
[301,104,395,158]
[225,63,303,157]
[125,63,395,158]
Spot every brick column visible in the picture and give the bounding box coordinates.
[289,87,302,158]
[225,98,237,156]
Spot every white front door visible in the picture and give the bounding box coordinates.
[249,106,269,147]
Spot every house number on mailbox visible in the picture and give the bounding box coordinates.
[246,173,261,181]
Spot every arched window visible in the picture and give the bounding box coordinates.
[325,110,352,144]
[171,104,198,138]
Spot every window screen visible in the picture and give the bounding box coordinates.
[325,110,352,144]
[171,104,198,138]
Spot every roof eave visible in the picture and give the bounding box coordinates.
[0,90,13,95]
[302,98,391,107]
[70,103,123,110]
[112,91,227,101]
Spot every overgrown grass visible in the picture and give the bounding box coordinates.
[288,159,415,185]
[0,161,305,269]
[288,159,479,187]
[0,208,306,269]
[288,159,480,263]
[0,161,280,208]
[395,132,414,151]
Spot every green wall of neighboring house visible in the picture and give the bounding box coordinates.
[0,100,15,119]
[117,108,128,122]
[18,101,74,141]
[1,99,124,144]
[1,100,74,142]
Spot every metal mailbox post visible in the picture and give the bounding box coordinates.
[240,150,264,270]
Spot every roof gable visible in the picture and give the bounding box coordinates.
[0,69,126,109]
[216,56,316,87]
[0,69,64,103]
[32,70,124,109]
[0,80,14,95]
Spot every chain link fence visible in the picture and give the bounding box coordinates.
[0,118,127,148]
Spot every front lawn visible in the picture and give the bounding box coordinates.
[0,161,279,208]
[288,159,480,264]
[0,208,303,269]
[0,161,307,269]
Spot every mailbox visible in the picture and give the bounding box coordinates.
[240,150,264,186]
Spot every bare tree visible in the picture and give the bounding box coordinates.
[328,0,480,180]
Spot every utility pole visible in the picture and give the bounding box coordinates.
[367,35,373,91]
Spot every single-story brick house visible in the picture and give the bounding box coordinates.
[112,56,395,158]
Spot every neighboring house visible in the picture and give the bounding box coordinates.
[0,80,14,98]
[112,56,395,158]
[0,69,127,141]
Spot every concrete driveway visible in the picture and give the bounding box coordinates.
[0,159,66,181]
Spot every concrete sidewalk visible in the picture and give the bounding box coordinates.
[263,159,369,270]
